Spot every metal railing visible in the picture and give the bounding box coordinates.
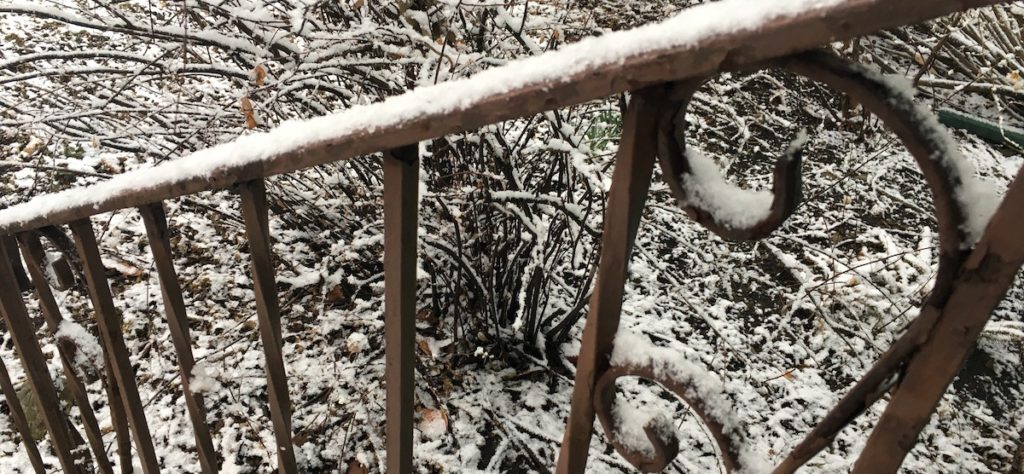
[0,1,1021,473]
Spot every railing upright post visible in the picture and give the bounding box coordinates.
[104,352,133,473]
[853,167,1024,472]
[139,203,219,474]
[0,235,87,473]
[17,231,115,474]
[556,88,665,474]
[69,219,161,474]
[382,144,420,473]
[1,233,30,291]
[237,179,298,474]
[0,352,45,473]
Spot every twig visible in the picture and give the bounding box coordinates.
[0,160,111,179]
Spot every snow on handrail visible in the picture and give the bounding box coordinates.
[0,0,1004,235]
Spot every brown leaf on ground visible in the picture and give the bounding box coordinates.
[252,65,267,86]
[418,338,432,358]
[241,96,258,129]
[346,458,369,474]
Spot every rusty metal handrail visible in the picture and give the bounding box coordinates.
[0,0,1004,235]
[0,1,1020,473]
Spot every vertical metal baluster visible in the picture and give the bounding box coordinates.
[382,145,419,473]
[2,232,31,291]
[69,219,161,473]
[237,180,298,474]
[17,231,114,474]
[138,203,219,474]
[0,235,86,473]
[0,354,45,473]
[555,88,665,474]
[105,352,133,474]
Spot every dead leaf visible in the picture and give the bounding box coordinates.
[346,458,369,474]
[102,256,144,278]
[21,136,44,156]
[100,156,122,173]
[240,96,258,129]
[346,332,368,354]
[327,285,346,303]
[781,370,796,382]
[292,431,310,446]
[416,307,436,324]
[417,338,432,358]
[352,0,364,9]
[502,368,545,381]
[418,407,448,436]
[252,65,267,86]
[1010,70,1023,90]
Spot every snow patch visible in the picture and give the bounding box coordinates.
[55,319,104,372]
[189,362,220,393]
[346,332,369,354]
[419,410,448,439]
[680,149,773,229]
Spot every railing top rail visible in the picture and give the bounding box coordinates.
[0,0,1003,235]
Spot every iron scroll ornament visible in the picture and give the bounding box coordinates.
[584,50,986,473]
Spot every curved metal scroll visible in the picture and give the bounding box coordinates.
[657,51,975,261]
[566,50,990,474]
[779,52,973,299]
[770,51,981,473]
[559,86,758,474]
[657,78,805,241]
[592,361,745,472]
